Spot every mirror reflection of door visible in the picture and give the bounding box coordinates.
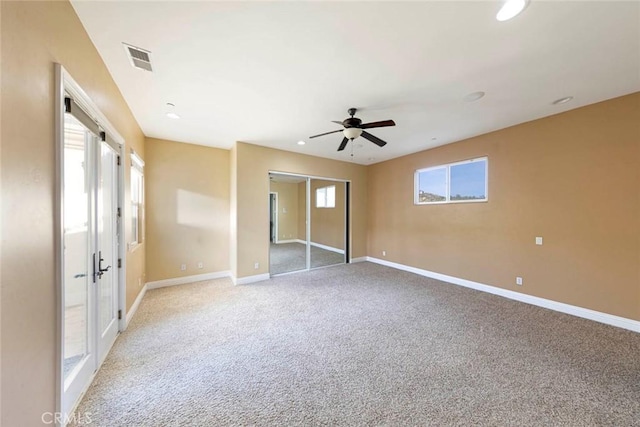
[310,179,346,269]
[269,174,308,274]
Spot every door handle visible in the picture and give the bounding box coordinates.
[97,251,111,279]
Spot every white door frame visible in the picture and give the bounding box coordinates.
[55,64,126,425]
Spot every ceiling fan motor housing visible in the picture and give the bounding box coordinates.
[343,117,362,128]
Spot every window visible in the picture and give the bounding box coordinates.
[316,185,336,208]
[415,157,487,204]
[131,151,144,245]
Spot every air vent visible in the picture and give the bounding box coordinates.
[122,43,153,72]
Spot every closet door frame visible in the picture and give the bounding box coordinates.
[268,171,351,276]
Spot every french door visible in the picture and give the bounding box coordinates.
[61,104,120,415]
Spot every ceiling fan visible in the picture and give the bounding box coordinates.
[309,108,396,151]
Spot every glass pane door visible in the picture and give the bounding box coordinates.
[61,109,121,415]
[97,142,119,364]
[62,114,95,411]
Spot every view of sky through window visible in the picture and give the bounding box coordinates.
[450,161,486,200]
[416,158,487,204]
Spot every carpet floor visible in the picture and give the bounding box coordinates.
[270,242,344,275]
[72,262,640,426]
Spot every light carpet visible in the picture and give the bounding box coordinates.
[72,262,640,426]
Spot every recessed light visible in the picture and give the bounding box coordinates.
[552,96,573,105]
[464,91,486,102]
[297,140,306,145]
[368,157,375,161]
[165,102,180,119]
[496,0,529,22]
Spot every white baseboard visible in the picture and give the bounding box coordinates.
[310,241,345,254]
[126,284,147,327]
[146,270,231,290]
[366,257,640,334]
[232,273,271,285]
[350,256,367,263]
[277,239,345,255]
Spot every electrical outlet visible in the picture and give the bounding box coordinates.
[254,262,259,269]
[516,277,523,286]
[197,261,203,269]
[180,264,186,271]
[536,237,543,245]
[382,250,386,257]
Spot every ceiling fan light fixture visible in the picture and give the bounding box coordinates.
[496,0,529,21]
[343,127,362,140]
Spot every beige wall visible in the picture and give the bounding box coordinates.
[1,1,145,424]
[310,179,346,250]
[231,142,368,279]
[368,92,640,321]
[145,138,230,282]
[269,181,300,242]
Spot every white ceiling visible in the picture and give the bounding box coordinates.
[71,1,640,165]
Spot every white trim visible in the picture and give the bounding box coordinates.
[280,239,345,255]
[268,170,350,184]
[310,241,345,254]
[62,69,124,146]
[350,256,367,263]
[366,257,640,334]
[126,284,147,326]
[55,63,65,427]
[232,273,271,285]
[146,271,231,290]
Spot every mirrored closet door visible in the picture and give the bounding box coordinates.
[269,173,349,276]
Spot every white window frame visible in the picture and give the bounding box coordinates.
[414,157,488,205]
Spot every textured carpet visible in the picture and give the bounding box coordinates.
[72,262,640,426]
[270,242,344,274]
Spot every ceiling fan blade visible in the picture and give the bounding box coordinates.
[331,120,344,125]
[337,137,349,151]
[309,129,343,139]
[359,120,396,129]
[361,131,387,147]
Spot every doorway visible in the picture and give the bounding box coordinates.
[57,68,123,418]
[268,172,350,275]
